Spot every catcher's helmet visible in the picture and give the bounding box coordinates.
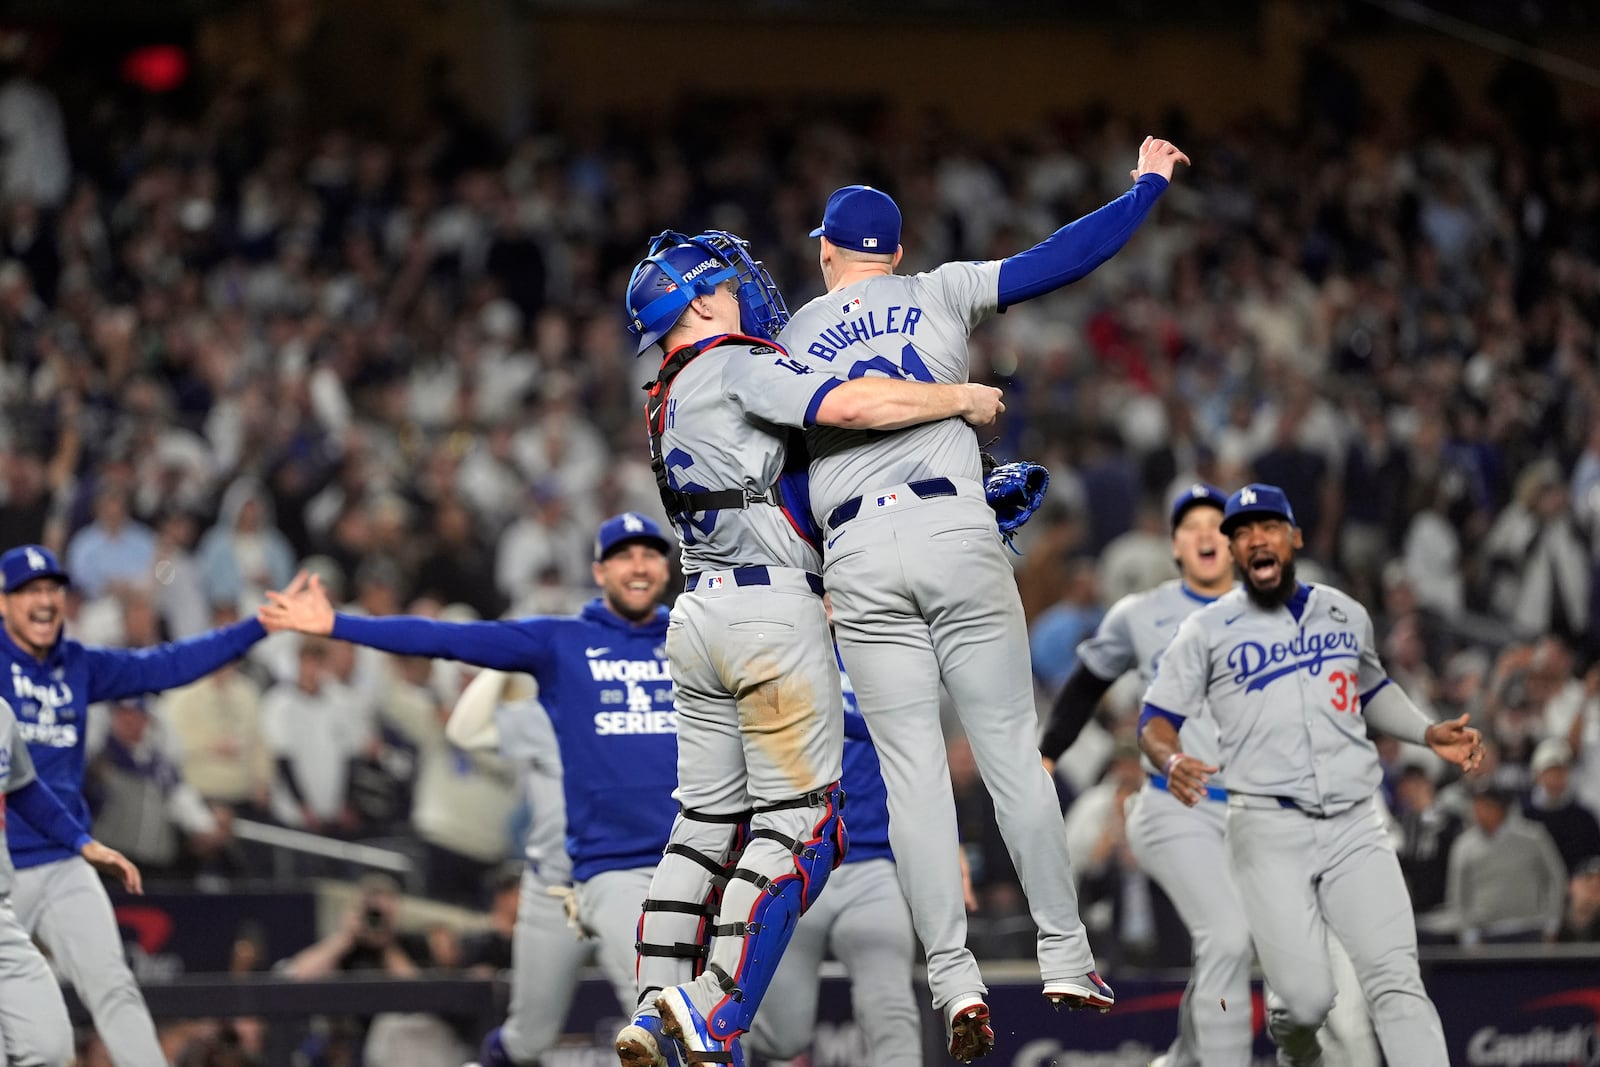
[624,230,788,355]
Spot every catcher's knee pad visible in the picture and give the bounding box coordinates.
[704,783,846,1038]
[635,809,746,1008]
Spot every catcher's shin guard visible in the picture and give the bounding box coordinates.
[701,783,847,1040]
[635,810,746,1011]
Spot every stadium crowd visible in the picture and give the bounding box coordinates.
[1,35,1599,1047]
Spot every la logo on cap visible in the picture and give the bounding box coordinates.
[623,514,644,533]
[1240,488,1258,506]
[25,548,46,571]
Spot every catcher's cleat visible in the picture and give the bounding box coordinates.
[616,1011,687,1067]
[945,993,995,1063]
[1044,971,1115,1013]
[655,988,745,1067]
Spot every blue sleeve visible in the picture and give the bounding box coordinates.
[330,614,556,676]
[996,174,1168,307]
[1139,703,1187,732]
[83,619,267,703]
[7,777,92,852]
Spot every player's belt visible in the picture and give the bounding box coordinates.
[685,566,825,596]
[1148,773,1228,804]
[1227,793,1338,819]
[826,477,958,530]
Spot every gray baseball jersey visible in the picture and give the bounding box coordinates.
[1077,579,1226,773]
[0,697,38,898]
[658,340,846,572]
[494,697,572,883]
[777,262,1001,519]
[1143,583,1386,813]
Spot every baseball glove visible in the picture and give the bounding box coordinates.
[985,460,1050,552]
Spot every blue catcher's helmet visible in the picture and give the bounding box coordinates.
[624,230,789,356]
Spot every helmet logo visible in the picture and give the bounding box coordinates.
[680,258,722,282]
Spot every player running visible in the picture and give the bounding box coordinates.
[260,514,684,1067]
[616,229,1000,1066]
[1,695,142,1067]
[1138,484,1482,1067]
[0,544,289,1067]
[777,135,1189,1060]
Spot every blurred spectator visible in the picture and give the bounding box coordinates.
[0,34,70,208]
[1523,738,1600,875]
[949,735,1020,923]
[153,508,211,639]
[411,499,507,621]
[261,636,366,833]
[160,616,272,815]
[87,695,230,881]
[1557,857,1600,943]
[1028,558,1102,691]
[383,651,519,905]
[65,482,156,598]
[198,477,297,613]
[1483,461,1590,643]
[1094,502,1171,606]
[1394,765,1461,915]
[281,874,467,1067]
[495,486,591,606]
[1443,784,1567,943]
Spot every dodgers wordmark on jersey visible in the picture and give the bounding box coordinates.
[779,262,1002,521]
[1076,578,1226,772]
[1144,582,1388,814]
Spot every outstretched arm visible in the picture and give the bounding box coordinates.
[6,777,143,892]
[260,575,552,674]
[997,136,1189,307]
[82,572,309,702]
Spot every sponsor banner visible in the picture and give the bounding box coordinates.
[111,889,318,980]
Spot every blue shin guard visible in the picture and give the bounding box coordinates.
[702,784,846,1040]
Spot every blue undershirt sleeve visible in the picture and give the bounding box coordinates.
[996,174,1169,307]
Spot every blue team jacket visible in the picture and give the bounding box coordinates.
[0,618,267,867]
[333,599,679,883]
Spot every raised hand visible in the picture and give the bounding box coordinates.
[260,572,336,635]
[1425,713,1485,772]
[1130,135,1192,184]
[81,840,143,894]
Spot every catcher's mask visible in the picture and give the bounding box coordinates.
[624,230,789,355]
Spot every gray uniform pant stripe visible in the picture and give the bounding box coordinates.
[0,901,73,1066]
[11,858,166,1067]
[826,489,1094,1010]
[1229,798,1446,1067]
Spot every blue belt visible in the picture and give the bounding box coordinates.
[1149,774,1229,804]
[685,566,825,597]
[827,478,957,530]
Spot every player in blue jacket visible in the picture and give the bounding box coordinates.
[260,513,684,1067]
[0,544,287,1067]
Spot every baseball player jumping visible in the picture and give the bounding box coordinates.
[0,544,288,1067]
[2,694,142,1067]
[260,514,685,1067]
[1042,484,1377,1067]
[1139,484,1482,1067]
[777,136,1190,1059]
[615,229,1000,1066]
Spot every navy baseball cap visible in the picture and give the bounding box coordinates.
[809,185,902,253]
[0,545,69,593]
[1221,484,1297,537]
[594,513,672,562]
[1169,483,1227,532]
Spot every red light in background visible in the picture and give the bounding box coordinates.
[121,45,188,94]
